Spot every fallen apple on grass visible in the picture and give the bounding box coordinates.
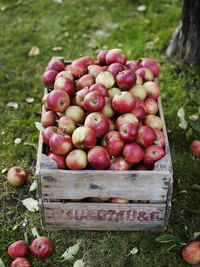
[8,240,29,258]
[7,167,27,187]
[30,236,53,259]
[189,140,200,157]
[182,240,200,265]
[11,258,31,267]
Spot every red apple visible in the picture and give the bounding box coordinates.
[58,115,76,135]
[54,77,75,96]
[7,167,27,186]
[129,85,147,100]
[96,71,115,89]
[66,149,88,170]
[136,67,154,82]
[116,70,136,89]
[64,64,71,71]
[112,91,135,114]
[81,56,95,67]
[143,145,165,168]
[101,131,124,157]
[41,110,58,128]
[115,113,139,130]
[144,115,162,130]
[43,126,57,146]
[46,59,64,72]
[108,119,115,131]
[89,83,108,97]
[72,126,96,149]
[136,125,156,147]
[131,106,146,121]
[49,132,72,155]
[65,106,86,124]
[55,70,74,82]
[154,129,166,147]
[144,98,158,115]
[11,258,31,267]
[97,50,109,65]
[42,93,50,111]
[88,146,110,169]
[123,143,144,164]
[109,156,129,170]
[47,90,70,112]
[76,87,90,108]
[70,58,87,77]
[136,73,143,85]
[108,87,121,99]
[30,236,53,259]
[8,240,28,258]
[135,98,147,112]
[41,70,58,89]
[139,58,161,77]
[47,152,66,169]
[182,240,200,265]
[88,65,105,78]
[119,122,138,142]
[109,198,129,203]
[101,97,115,118]
[83,91,105,112]
[107,63,125,77]
[189,140,200,157]
[106,48,127,65]
[143,81,160,99]
[84,112,109,138]
[126,60,139,72]
[76,74,95,91]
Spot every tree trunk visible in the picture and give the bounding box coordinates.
[166,0,200,64]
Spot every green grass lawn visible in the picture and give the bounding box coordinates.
[0,0,200,266]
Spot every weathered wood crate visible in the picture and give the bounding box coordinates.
[36,60,173,231]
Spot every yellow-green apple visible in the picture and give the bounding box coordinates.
[43,126,57,146]
[89,83,108,97]
[41,111,58,128]
[96,71,115,89]
[66,149,88,170]
[109,198,129,203]
[30,236,53,259]
[88,146,110,169]
[119,122,138,142]
[88,65,105,78]
[126,60,139,72]
[107,63,125,77]
[144,98,158,115]
[189,140,200,157]
[115,113,139,130]
[101,97,115,118]
[65,105,85,124]
[58,115,76,135]
[136,67,154,82]
[106,48,127,65]
[154,129,166,147]
[46,59,65,72]
[54,77,75,96]
[83,91,105,112]
[97,49,109,65]
[129,84,147,100]
[47,152,66,169]
[108,119,115,131]
[72,126,96,149]
[11,258,31,267]
[144,115,162,130]
[131,106,146,121]
[81,56,95,67]
[136,73,143,85]
[8,240,29,258]
[41,70,58,89]
[143,81,160,99]
[70,58,87,77]
[84,112,109,138]
[55,70,74,82]
[49,132,72,155]
[101,131,124,157]
[108,87,121,99]
[112,91,135,114]
[139,58,161,77]
[116,70,136,89]
[133,165,147,170]
[123,143,144,164]
[76,87,90,108]
[47,90,70,112]
[7,167,27,187]
[76,74,95,91]
[136,125,156,147]
[182,240,200,265]
[143,144,165,168]
[109,156,129,170]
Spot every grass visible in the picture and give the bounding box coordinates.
[0,0,200,266]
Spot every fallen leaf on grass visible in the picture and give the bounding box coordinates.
[193,232,200,239]
[52,47,63,51]
[14,138,22,144]
[0,258,5,267]
[6,102,18,109]
[34,122,45,132]
[22,198,39,212]
[31,227,40,238]
[127,247,138,256]
[60,240,82,261]
[137,5,146,11]
[26,98,34,103]
[177,107,188,130]
[29,180,37,191]
[189,114,199,121]
[29,46,40,57]
[73,259,85,267]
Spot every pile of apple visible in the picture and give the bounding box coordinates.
[41,48,166,172]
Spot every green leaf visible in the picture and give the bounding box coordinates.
[191,184,200,190]
[193,232,200,239]
[31,227,40,238]
[139,237,155,253]
[60,240,81,261]
[189,114,199,121]
[177,107,188,130]
[29,180,37,191]
[0,258,5,267]
[155,234,179,243]
[22,198,39,212]
[24,231,28,244]
[160,243,177,253]
[189,121,200,133]
[73,259,85,267]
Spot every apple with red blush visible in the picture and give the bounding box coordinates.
[115,113,139,130]
[108,87,121,99]
[108,119,115,131]
[126,60,139,72]
[136,67,154,82]
[41,70,58,89]
[70,58,87,77]
[116,70,136,89]
[109,156,129,170]
[88,65,105,78]
[41,110,58,128]
[143,81,160,99]
[72,126,96,149]
[54,77,75,96]
[101,131,124,157]
[144,115,162,130]
[189,140,200,157]
[65,106,85,124]
[43,126,57,146]
[11,258,31,267]
[182,240,200,265]
[46,59,64,72]
[88,146,110,170]
[58,115,76,135]
[89,83,108,97]
[81,56,95,67]
[135,98,147,112]
[109,198,129,203]
[84,112,109,138]
[106,48,127,65]
[8,240,29,258]
[154,129,166,147]
[119,122,138,142]
[55,70,74,82]
[96,71,115,89]
[136,73,143,85]
[143,144,165,168]
[47,152,66,169]
[83,91,105,112]
[139,58,161,77]
[49,132,72,155]
[136,125,156,147]
[107,63,125,77]
[76,87,90,108]
[129,84,147,100]
[131,106,146,121]
[112,91,135,114]
[30,236,53,259]
[47,90,70,112]
[144,98,158,115]
[76,74,95,91]
[101,97,115,118]
[123,143,144,164]
[66,149,88,170]
[97,49,109,65]
[7,167,27,187]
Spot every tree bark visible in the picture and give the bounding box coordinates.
[166,0,200,64]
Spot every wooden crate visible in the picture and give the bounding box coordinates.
[36,61,173,231]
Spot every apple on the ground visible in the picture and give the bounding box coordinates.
[182,240,200,265]
[30,236,53,259]
[11,258,31,267]
[7,167,27,187]
[189,140,200,157]
[8,240,29,258]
